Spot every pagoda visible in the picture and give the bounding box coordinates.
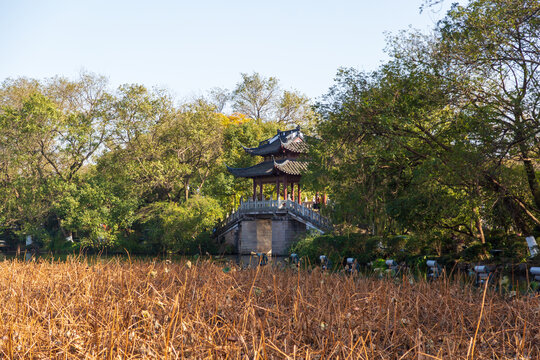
[215,126,331,256]
[226,126,308,203]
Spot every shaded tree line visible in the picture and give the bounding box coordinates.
[307,0,540,261]
[3,0,537,263]
[0,72,314,253]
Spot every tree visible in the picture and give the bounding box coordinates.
[207,87,230,113]
[231,72,317,129]
[434,0,540,232]
[50,176,137,249]
[0,93,57,234]
[309,0,540,248]
[311,67,481,238]
[98,98,225,203]
[159,100,226,201]
[0,73,118,245]
[135,196,224,254]
[232,72,280,121]
[0,77,41,109]
[0,75,234,252]
[42,73,111,181]
[276,90,317,130]
[203,116,279,212]
[107,84,173,148]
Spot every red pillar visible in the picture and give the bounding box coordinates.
[276,178,280,200]
[291,182,295,202]
[298,183,302,204]
[284,176,288,201]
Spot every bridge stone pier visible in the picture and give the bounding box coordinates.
[215,200,331,256]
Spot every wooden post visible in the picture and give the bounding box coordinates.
[276,178,280,201]
[259,179,263,200]
[298,183,302,205]
[253,179,257,200]
[284,176,288,201]
[291,182,295,202]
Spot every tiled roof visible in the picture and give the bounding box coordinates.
[226,159,308,178]
[242,127,308,156]
[242,140,282,156]
[282,139,308,153]
[274,159,308,175]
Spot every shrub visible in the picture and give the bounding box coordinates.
[290,232,383,267]
[135,196,224,254]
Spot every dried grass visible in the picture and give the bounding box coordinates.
[0,257,538,359]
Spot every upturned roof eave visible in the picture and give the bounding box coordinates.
[226,159,308,178]
[242,127,307,156]
[225,161,277,178]
[241,140,284,156]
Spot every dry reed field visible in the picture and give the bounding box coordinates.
[0,257,538,359]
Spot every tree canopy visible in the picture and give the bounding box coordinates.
[308,0,539,258]
[0,0,538,261]
[0,73,286,253]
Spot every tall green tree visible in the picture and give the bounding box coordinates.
[0,93,60,236]
[204,116,279,212]
[276,90,317,131]
[232,72,279,121]
[310,0,540,246]
[0,73,117,245]
[435,0,540,233]
[231,72,316,129]
[98,98,225,203]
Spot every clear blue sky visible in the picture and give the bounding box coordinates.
[0,0,459,101]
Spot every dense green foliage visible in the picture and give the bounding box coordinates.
[133,197,223,254]
[0,73,307,254]
[1,0,538,262]
[307,0,540,262]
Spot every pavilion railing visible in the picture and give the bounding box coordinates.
[216,199,332,233]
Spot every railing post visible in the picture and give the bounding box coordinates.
[222,194,331,233]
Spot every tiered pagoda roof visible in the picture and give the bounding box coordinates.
[227,159,308,178]
[241,126,308,157]
[227,126,309,179]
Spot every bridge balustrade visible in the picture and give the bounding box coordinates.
[218,199,331,233]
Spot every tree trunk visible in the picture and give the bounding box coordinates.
[56,214,69,238]
[473,206,485,244]
[482,172,535,234]
[520,145,540,210]
[184,177,190,201]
